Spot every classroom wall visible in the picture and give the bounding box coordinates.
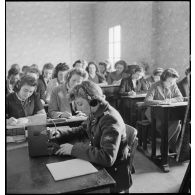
[6,2,189,78]
[94,1,189,78]
[94,1,153,67]
[6,2,95,71]
[151,1,190,79]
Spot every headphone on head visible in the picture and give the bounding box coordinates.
[80,84,99,107]
[14,79,22,92]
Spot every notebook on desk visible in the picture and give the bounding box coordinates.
[46,159,98,181]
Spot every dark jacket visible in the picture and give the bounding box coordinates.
[119,76,148,95]
[177,77,189,97]
[57,101,132,192]
[37,75,48,102]
[6,92,43,119]
[88,73,106,84]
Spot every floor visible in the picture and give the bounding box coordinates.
[128,147,189,193]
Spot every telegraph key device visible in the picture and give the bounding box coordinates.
[27,124,60,157]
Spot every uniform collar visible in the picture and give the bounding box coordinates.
[92,100,109,119]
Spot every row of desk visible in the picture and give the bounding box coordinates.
[6,116,116,193]
[6,85,188,193]
[101,86,188,172]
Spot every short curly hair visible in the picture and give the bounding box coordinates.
[160,68,179,82]
[65,68,88,84]
[69,80,104,103]
[53,63,70,78]
[114,60,127,72]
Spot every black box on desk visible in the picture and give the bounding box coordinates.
[27,125,59,157]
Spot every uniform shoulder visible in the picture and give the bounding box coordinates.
[7,92,15,100]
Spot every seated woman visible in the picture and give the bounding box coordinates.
[6,67,20,95]
[38,63,54,104]
[86,61,106,85]
[72,60,83,69]
[53,80,132,193]
[107,60,129,85]
[48,68,88,119]
[119,66,147,95]
[6,75,46,126]
[177,67,190,97]
[144,68,183,153]
[98,62,109,82]
[46,63,70,102]
[145,67,164,90]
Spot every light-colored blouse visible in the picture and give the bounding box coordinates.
[144,80,183,105]
[48,83,72,118]
[46,78,62,102]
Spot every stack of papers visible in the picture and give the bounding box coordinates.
[46,159,98,181]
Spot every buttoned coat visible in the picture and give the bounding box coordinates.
[58,101,132,192]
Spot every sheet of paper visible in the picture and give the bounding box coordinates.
[46,159,98,181]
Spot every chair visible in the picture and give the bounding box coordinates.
[135,102,151,152]
[125,124,138,174]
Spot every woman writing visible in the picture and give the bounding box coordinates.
[144,68,184,153]
[48,68,88,119]
[6,75,46,125]
[46,63,70,102]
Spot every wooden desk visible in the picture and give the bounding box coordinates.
[150,102,188,172]
[120,94,146,126]
[101,85,120,110]
[7,115,87,130]
[6,142,116,193]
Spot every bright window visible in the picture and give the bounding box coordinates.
[109,25,121,68]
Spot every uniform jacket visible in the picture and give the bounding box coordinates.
[58,101,132,192]
[6,92,43,119]
[48,83,73,118]
[177,77,189,97]
[119,76,148,95]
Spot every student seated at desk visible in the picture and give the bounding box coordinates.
[119,66,147,95]
[98,62,109,82]
[145,67,164,90]
[6,67,20,96]
[25,67,45,105]
[46,63,70,103]
[6,75,46,126]
[53,80,132,193]
[107,60,129,85]
[86,61,106,85]
[38,63,54,104]
[177,67,190,98]
[144,68,183,153]
[48,68,88,119]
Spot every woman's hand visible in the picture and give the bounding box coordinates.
[50,126,72,139]
[128,91,136,96]
[60,112,72,118]
[7,117,18,126]
[55,143,73,155]
[75,111,87,117]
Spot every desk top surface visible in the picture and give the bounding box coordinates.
[6,142,115,194]
[121,93,147,99]
[6,115,87,130]
[150,101,188,108]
